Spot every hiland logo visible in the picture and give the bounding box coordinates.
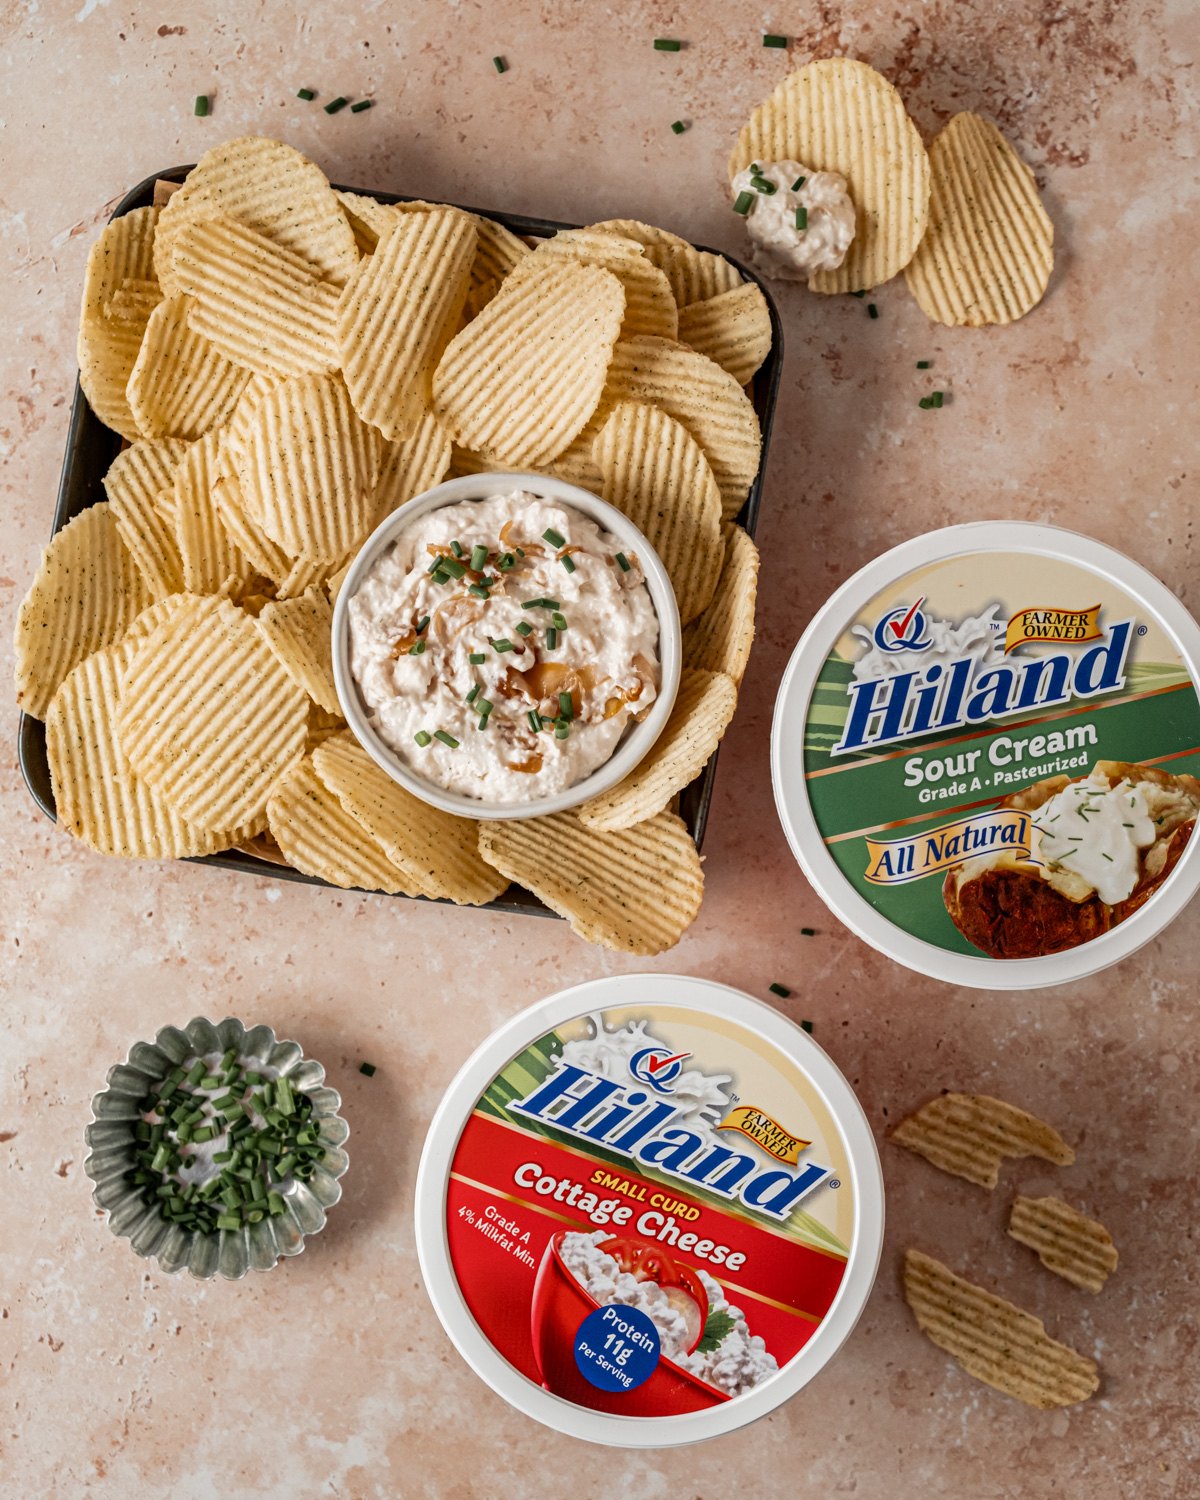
[628,1047,692,1094]
[832,617,1135,757]
[511,1063,831,1222]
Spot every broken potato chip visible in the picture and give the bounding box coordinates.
[891,1092,1075,1189]
[904,1249,1099,1408]
[256,586,339,714]
[1008,1196,1118,1295]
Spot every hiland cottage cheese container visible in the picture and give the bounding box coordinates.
[415,974,884,1448]
[772,523,1200,990]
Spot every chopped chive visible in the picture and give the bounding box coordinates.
[851,289,866,298]
[477,714,490,731]
[733,191,755,216]
[497,553,515,571]
[476,698,494,716]
[194,95,209,117]
[434,730,459,748]
[469,544,489,571]
[277,1154,298,1177]
[654,38,681,50]
[492,639,514,653]
[795,205,808,232]
[918,397,932,409]
[416,615,430,634]
[791,175,807,191]
[414,730,432,747]
[763,34,787,47]
[213,1093,237,1111]
[466,685,480,705]
[769,982,791,998]
[297,88,315,101]
[192,1127,214,1145]
[917,360,931,369]
[800,1020,814,1035]
[450,540,464,557]
[546,627,558,650]
[560,554,576,573]
[930,391,944,408]
[409,640,426,655]
[671,121,686,135]
[351,99,372,113]
[427,556,445,574]
[493,55,507,73]
[441,557,466,579]
[185,1060,205,1085]
[754,177,776,195]
[801,927,816,936]
[555,721,570,740]
[551,612,568,631]
[521,597,559,609]
[217,1215,242,1233]
[213,1149,233,1164]
[467,583,491,599]
[516,621,533,636]
[469,652,486,664]
[1101,852,1114,861]
[615,552,631,572]
[527,710,541,732]
[558,691,574,720]
[324,96,349,114]
[542,527,565,548]
[867,304,879,320]
[267,1191,286,1215]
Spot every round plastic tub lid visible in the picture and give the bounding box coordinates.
[772,521,1200,990]
[415,973,884,1448]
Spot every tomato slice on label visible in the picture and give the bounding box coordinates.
[598,1236,709,1355]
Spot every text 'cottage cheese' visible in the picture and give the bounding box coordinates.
[732,159,856,281]
[348,491,659,801]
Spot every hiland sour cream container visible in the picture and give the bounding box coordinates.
[415,974,884,1448]
[772,522,1200,990]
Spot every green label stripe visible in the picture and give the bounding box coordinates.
[801,676,1200,956]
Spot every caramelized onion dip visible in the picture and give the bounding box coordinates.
[347,491,660,801]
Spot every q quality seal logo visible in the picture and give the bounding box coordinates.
[628,1047,692,1094]
[872,597,931,654]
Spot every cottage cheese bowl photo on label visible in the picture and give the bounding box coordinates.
[332,475,681,821]
[772,522,1200,990]
[414,974,884,1448]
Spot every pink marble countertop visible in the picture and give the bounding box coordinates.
[2,2,1198,1495]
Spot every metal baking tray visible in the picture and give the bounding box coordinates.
[17,165,782,918]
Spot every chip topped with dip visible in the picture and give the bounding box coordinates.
[347,490,660,802]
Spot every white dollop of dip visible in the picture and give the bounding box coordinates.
[1033,775,1156,905]
[348,491,659,802]
[731,159,856,282]
[560,1231,779,1397]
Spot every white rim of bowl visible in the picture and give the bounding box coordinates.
[771,520,1200,991]
[414,973,886,1449]
[331,474,682,821]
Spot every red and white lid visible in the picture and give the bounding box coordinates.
[415,974,884,1448]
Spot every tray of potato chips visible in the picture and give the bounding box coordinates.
[16,138,780,953]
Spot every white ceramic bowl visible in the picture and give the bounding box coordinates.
[331,473,681,821]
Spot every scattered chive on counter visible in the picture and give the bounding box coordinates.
[851,289,866,299]
[296,87,315,101]
[324,96,349,114]
[769,982,791,998]
[351,99,372,113]
[360,1063,377,1077]
[671,121,686,135]
[801,1020,814,1035]
[868,303,879,319]
[493,56,507,73]
[654,38,681,50]
[801,926,816,936]
[122,1052,326,1236]
[763,33,788,47]
[917,360,931,369]
[194,95,209,117]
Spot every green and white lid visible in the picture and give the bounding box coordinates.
[773,523,1200,989]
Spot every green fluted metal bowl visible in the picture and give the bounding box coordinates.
[83,1016,349,1280]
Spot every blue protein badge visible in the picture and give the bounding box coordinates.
[573,1304,660,1392]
